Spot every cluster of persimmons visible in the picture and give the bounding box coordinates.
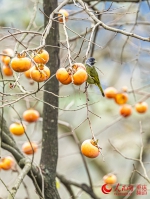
[0,47,50,171]
[1,48,47,170]
[0,108,39,171]
[0,10,89,171]
[1,48,91,166]
[105,87,148,117]
[56,63,88,85]
[0,9,122,183]
[0,8,69,79]
[1,48,50,82]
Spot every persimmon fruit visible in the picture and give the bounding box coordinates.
[81,139,100,158]
[135,102,148,114]
[0,156,15,170]
[24,67,33,79]
[1,48,13,66]
[2,56,11,66]
[9,123,26,136]
[11,53,31,72]
[23,109,40,123]
[30,64,50,82]
[104,87,117,99]
[72,63,86,71]
[22,142,38,155]
[114,93,128,105]
[56,66,87,85]
[0,162,3,169]
[120,104,132,117]
[73,69,88,85]
[56,68,72,85]
[2,65,13,76]
[33,49,49,64]
[103,173,117,185]
[58,9,69,23]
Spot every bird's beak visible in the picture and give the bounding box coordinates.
[94,61,97,63]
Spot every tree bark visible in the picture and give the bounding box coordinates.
[40,0,60,199]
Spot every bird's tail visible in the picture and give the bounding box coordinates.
[97,83,105,97]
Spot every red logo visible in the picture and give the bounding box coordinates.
[101,183,147,196]
[101,184,112,194]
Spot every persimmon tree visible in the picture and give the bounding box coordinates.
[0,0,150,199]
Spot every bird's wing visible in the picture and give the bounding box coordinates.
[85,65,95,84]
[85,65,91,74]
[90,66,100,84]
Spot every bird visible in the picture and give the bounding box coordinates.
[85,57,105,97]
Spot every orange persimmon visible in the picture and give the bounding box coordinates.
[135,102,148,114]
[104,87,117,99]
[56,68,72,85]
[81,139,100,158]
[73,69,88,85]
[22,142,38,155]
[10,53,31,72]
[0,156,15,170]
[9,123,26,136]
[2,65,13,76]
[103,173,117,185]
[114,93,128,105]
[33,49,49,64]
[72,63,86,71]
[120,104,132,117]
[1,48,13,66]
[24,67,33,79]
[23,109,40,123]
[58,9,69,23]
[30,64,50,82]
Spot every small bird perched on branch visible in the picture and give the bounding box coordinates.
[85,57,105,97]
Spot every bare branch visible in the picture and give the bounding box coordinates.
[56,173,100,199]
[77,0,150,42]
[7,159,32,199]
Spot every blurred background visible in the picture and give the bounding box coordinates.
[0,0,150,198]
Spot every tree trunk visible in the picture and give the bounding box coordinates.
[40,0,60,198]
